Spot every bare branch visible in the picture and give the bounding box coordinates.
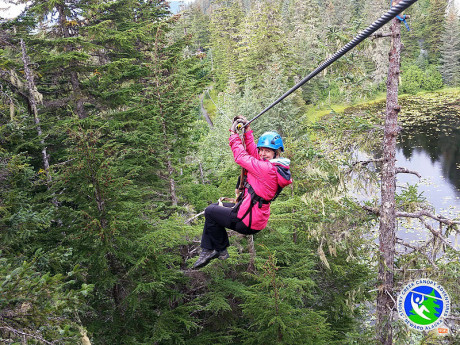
[445,315,460,321]
[0,325,54,345]
[395,167,421,178]
[396,210,460,227]
[396,238,420,251]
[352,158,383,168]
[363,205,380,215]
[418,217,458,252]
[396,237,437,266]
[52,159,76,167]
[184,211,204,224]
[372,32,392,39]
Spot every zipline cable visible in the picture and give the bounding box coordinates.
[205,89,233,123]
[244,0,418,128]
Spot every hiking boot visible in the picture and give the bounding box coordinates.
[192,249,219,269]
[218,248,229,260]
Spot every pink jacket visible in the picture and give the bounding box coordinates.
[229,130,292,230]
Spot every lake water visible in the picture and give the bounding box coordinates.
[396,96,460,249]
[349,92,460,249]
[397,95,460,215]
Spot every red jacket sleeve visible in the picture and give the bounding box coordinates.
[244,130,259,159]
[229,134,274,184]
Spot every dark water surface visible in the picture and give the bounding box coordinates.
[347,91,460,248]
[397,95,460,223]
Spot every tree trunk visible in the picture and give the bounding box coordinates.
[20,40,55,190]
[377,8,402,345]
[161,120,178,206]
[153,26,178,207]
[247,235,256,273]
[9,97,15,121]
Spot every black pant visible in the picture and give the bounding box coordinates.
[200,202,259,251]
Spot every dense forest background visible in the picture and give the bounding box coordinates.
[0,0,459,344]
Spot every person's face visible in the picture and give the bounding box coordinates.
[258,147,275,160]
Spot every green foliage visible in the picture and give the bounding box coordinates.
[208,0,243,88]
[422,65,444,91]
[0,253,92,344]
[396,183,429,212]
[1,0,459,344]
[401,65,426,94]
[440,5,460,86]
[401,64,443,94]
[237,246,334,345]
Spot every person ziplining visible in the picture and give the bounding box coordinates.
[192,0,418,269]
[193,117,292,269]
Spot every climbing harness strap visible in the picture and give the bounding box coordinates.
[234,181,283,229]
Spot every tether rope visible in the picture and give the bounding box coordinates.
[244,0,418,128]
[205,89,233,123]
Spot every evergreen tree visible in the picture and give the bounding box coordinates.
[284,0,324,81]
[3,0,458,343]
[425,0,448,62]
[440,2,460,86]
[2,0,204,343]
[208,0,243,87]
[237,0,286,82]
[239,247,335,345]
[363,0,389,84]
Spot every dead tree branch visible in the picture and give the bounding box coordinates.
[417,217,458,252]
[352,158,383,168]
[396,238,437,266]
[395,167,421,178]
[0,325,54,345]
[363,205,380,215]
[372,32,392,39]
[184,211,205,224]
[396,210,460,227]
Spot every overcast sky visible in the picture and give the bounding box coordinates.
[0,0,198,19]
[0,0,25,18]
[1,0,459,20]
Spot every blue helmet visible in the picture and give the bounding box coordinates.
[257,131,284,152]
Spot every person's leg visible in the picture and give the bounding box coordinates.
[216,213,259,260]
[200,203,236,251]
[194,203,235,269]
[234,222,259,236]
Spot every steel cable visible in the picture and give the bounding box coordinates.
[244,0,418,127]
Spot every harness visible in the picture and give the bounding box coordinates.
[231,181,283,229]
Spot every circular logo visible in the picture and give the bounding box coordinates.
[397,279,450,331]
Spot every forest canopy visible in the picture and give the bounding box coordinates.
[0,0,459,344]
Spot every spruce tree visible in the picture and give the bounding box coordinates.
[440,2,460,86]
[237,0,286,83]
[208,0,243,87]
